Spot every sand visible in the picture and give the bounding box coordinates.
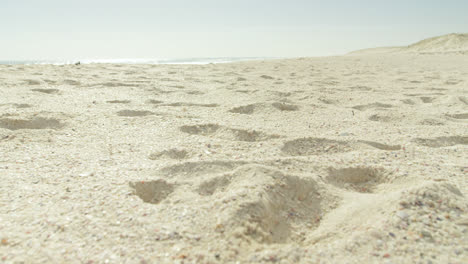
[349,33,468,55]
[1,49,468,263]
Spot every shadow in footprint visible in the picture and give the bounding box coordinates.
[162,102,218,108]
[63,79,81,86]
[368,114,393,122]
[180,124,220,136]
[0,117,64,130]
[281,137,352,156]
[420,97,434,103]
[401,99,415,105]
[272,102,299,111]
[100,82,137,87]
[197,175,231,196]
[448,113,468,120]
[107,100,131,104]
[117,110,154,117]
[32,89,60,94]
[413,136,468,148]
[180,124,279,142]
[149,149,189,160]
[229,104,256,115]
[352,103,393,111]
[129,179,174,204]
[12,104,32,108]
[327,167,387,193]
[24,79,41,85]
[260,75,275,80]
[419,119,445,126]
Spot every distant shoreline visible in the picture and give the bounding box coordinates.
[0,57,274,66]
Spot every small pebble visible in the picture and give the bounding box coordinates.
[420,230,434,242]
[396,211,409,220]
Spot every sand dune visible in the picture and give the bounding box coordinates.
[350,33,468,55]
[1,41,467,263]
[405,33,468,53]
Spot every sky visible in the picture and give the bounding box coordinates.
[1,0,467,60]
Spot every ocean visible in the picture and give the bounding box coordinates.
[0,57,270,65]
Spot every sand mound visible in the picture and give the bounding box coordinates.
[349,33,468,55]
[215,165,328,244]
[404,33,468,53]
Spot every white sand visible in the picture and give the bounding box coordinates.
[1,41,468,263]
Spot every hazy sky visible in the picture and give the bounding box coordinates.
[1,0,467,60]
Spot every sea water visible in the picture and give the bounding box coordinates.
[0,57,270,65]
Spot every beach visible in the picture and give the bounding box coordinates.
[0,52,467,263]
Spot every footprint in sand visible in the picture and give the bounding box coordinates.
[43,79,57,85]
[146,99,164,105]
[352,103,393,111]
[368,114,395,123]
[167,85,185,89]
[448,113,468,120]
[229,102,299,115]
[412,136,468,148]
[420,97,435,103]
[445,79,462,85]
[0,117,65,130]
[229,104,256,114]
[159,102,218,108]
[281,137,353,156]
[401,99,416,105]
[271,102,300,111]
[281,138,401,156]
[271,91,292,98]
[196,174,232,196]
[179,124,280,142]
[419,119,446,126]
[260,75,275,80]
[24,79,41,85]
[148,149,190,160]
[318,97,338,105]
[202,164,329,244]
[11,104,32,109]
[100,82,137,88]
[234,89,258,94]
[107,100,131,104]
[348,85,373,92]
[184,90,205,95]
[63,79,81,86]
[117,110,154,117]
[129,179,175,204]
[155,163,335,244]
[31,88,60,94]
[326,166,390,193]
